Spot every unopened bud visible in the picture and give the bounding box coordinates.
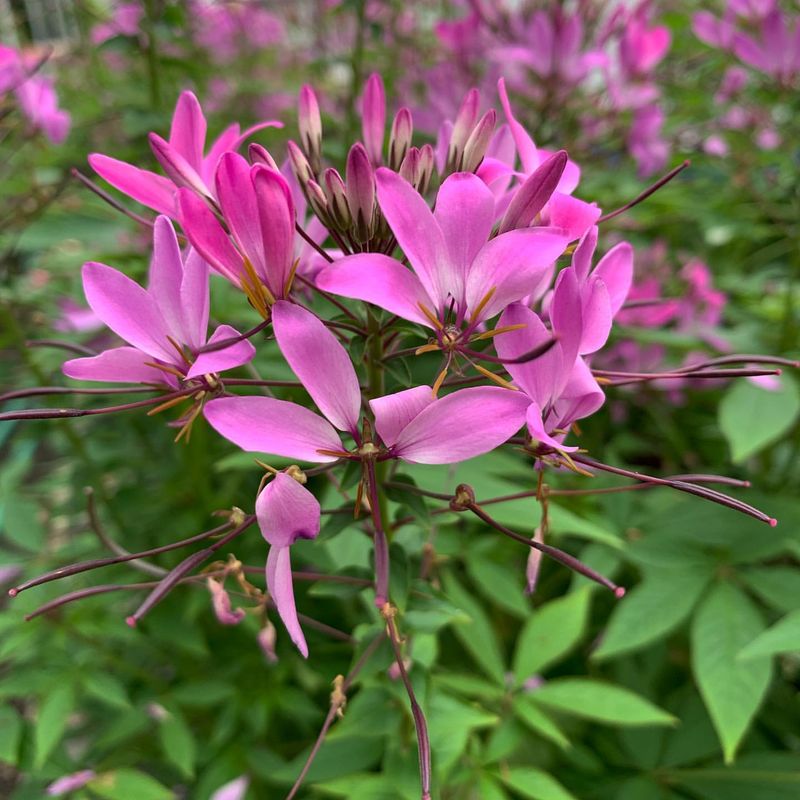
[362,72,386,166]
[346,143,375,242]
[447,88,480,172]
[417,144,435,195]
[323,168,351,230]
[257,622,278,663]
[298,84,322,173]
[450,483,476,511]
[499,150,567,233]
[388,107,413,170]
[461,109,496,173]
[306,179,331,225]
[248,143,279,170]
[287,140,314,186]
[399,146,421,185]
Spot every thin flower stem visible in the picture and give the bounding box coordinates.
[572,455,776,525]
[295,222,334,263]
[459,336,557,365]
[0,388,195,422]
[285,633,385,800]
[365,460,390,607]
[126,514,257,625]
[221,379,305,389]
[465,501,625,596]
[383,607,432,800]
[193,318,272,354]
[603,368,780,386]
[598,160,690,223]
[9,520,234,596]
[0,385,157,403]
[24,339,98,356]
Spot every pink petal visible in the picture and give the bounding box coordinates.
[362,72,386,165]
[375,167,447,307]
[579,277,612,355]
[496,302,562,407]
[62,346,175,386]
[538,148,581,194]
[434,172,494,305]
[208,578,245,625]
[549,267,583,376]
[215,152,265,274]
[149,133,209,198]
[256,472,321,549]
[498,150,567,233]
[181,248,211,350]
[88,153,176,216]
[266,545,307,657]
[554,357,605,426]
[169,90,206,172]
[497,77,539,174]
[82,262,173,362]
[465,228,569,323]
[202,122,241,184]
[186,324,255,379]
[315,254,435,328]
[272,301,361,434]
[593,242,633,316]
[526,402,577,451]
[572,226,598,282]
[369,386,435,448]
[178,189,243,285]
[204,396,343,462]
[546,192,601,241]
[253,166,295,298]
[211,777,250,800]
[392,387,530,464]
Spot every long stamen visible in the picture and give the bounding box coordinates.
[598,160,690,223]
[470,323,527,342]
[417,302,444,331]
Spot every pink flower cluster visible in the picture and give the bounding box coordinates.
[0,44,70,144]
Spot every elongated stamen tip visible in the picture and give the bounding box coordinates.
[614,586,627,599]
[125,615,137,628]
[7,588,18,598]
[769,518,778,528]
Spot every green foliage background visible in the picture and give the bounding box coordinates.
[1,2,799,798]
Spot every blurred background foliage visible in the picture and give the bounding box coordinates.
[1,1,799,798]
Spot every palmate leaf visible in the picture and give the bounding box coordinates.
[499,766,579,800]
[738,609,800,660]
[512,588,591,685]
[593,564,712,660]
[691,581,772,763]
[33,683,75,769]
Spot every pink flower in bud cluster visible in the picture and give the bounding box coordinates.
[46,770,96,796]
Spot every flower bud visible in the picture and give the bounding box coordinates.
[346,142,375,242]
[449,483,476,511]
[399,146,421,186]
[207,577,246,625]
[248,143,279,170]
[305,178,331,226]
[323,168,352,231]
[298,84,322,173]
[287,140,314,186]
[362,72,386,166]
[447,88,480,172]
[499,150,567,233]
[417,144,435,195]
[461,109,496,173]
[388,107,413,171]
[258,622,278,663]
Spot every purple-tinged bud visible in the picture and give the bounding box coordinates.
[298,84,322,173]
[346,143,375,242]
[306,179,331,226]
[148,133,210,198]
[207,577,246,625]
[388,107,413,171]
[323,167,351,230]
[461,109,497,173]
[447,88,480,171]
[417,144,435,195]
[287,140,314,187]
[248,143,279,170]
[258,622,278,663]
[399,146,421,186]
[362,72,386,166]
[524,526,545,595]
[499,150,568,234]
[47,770,96,796]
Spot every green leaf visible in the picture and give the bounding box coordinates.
[529,679,676,727]
[739,609,800,660]
[499,766,578,800]
[442,572,506,685]
[88,769,174,800]
[691,581,772,763]
[719,377,800,463]
[741,567,800,613]
[428,692,498,778]
[514,696,571,750]
[466,556,530,618]
[83,672,131,709]
[0,707,22,764]
[593,565,711,660]
[512,589,591,684]
[158,708,196,778]
[314,773,401,799]
[34,683,75,768]
[547,505,623,549]
[0,494,45,551]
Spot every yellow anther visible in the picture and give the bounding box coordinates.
[469,286,496,324]
[417,302,444,331]
[473,363,518,390]
[415,343,441,356]
[470,323,527,342]
[431,366,449,397]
